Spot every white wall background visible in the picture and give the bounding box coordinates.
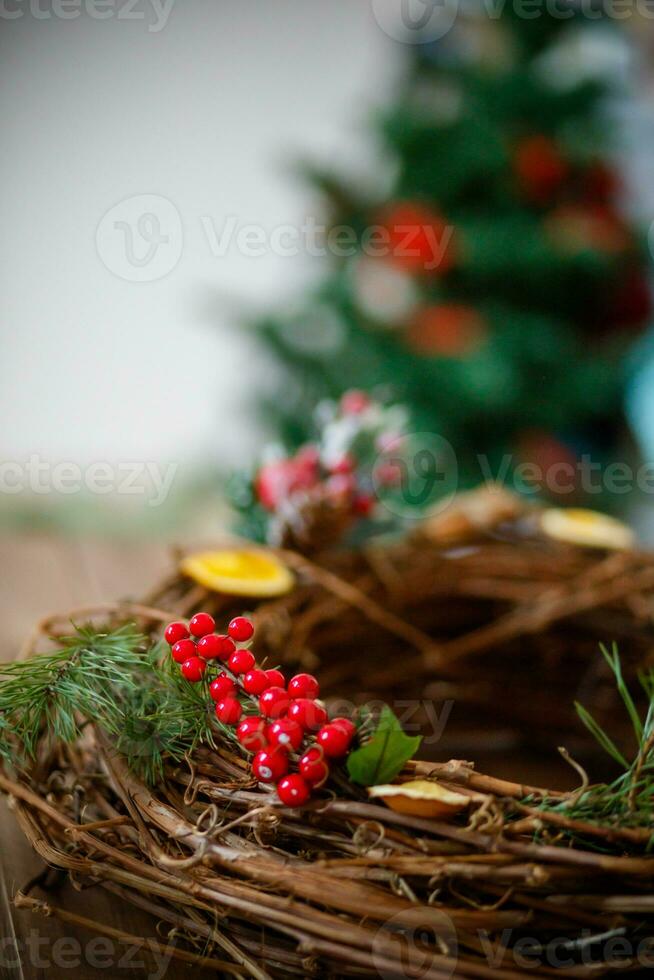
[0,1,401,486]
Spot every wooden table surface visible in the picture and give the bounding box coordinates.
[0,531,212,980]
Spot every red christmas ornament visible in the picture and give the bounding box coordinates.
[317,723,352,758]
[514,134,569,204]
[228,649,256,676]
[236,716,268,751]
[287,673,320,700]
[252,746,289,783]
[299,747,329,787]
[267,717,304,751]
[209,674,236,702]
[406,304,487,357]
[164,622,188,646]
[171,638,196,664]
[215,697,242,726]
[181,657,206,683]
[188,612,215,638]
[242,668,270,696]
[277,774,311,807]
[259,686,290,719]
[378,201,456,275]
[353,493,375,517]
[264,669,285,689]
[228,616,255,642]
[288,699,327,733]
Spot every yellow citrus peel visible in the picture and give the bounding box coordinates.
[368,779,469,819]
[179,549,294,598]
[540,508,634,551]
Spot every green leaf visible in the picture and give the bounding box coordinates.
[346,706,421,786]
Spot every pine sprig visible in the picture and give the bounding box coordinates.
[0,624,146,765]
[525,645,654,847]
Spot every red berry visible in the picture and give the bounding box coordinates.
[353,493,375,517]
[215,697,242,726]
[329,453,355,475]
[189,612,215,638]
[287,673,320,700]
[228,616,254,642]
[299,746,329,787]
[252,746,288,783]
[264,668,285,689]
[259,686,290,719]
[317,723,352,758]
[268,717,303,751]
[195,634,222,660]
[209,674,236,701]
[288,698,327,732]
[171,638,196,664]
[242,668,269,696]
[277,774,311,807]
[331,717,357,740]
[228,648,256,675]
[164,621,188,646]
[211,634,237,660]
[181,657,206,683]
[341,390,370,415]
[236,716,268,751]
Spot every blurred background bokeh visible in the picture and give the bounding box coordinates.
[2,0,654,541]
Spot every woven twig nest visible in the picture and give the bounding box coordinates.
[3,597,654,978]
[4,489,654,977]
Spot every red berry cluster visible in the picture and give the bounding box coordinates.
[164,613,356,806]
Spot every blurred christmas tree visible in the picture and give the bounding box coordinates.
[248,8,652,503]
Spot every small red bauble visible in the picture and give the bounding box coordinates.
[287,673,320,700]
[215,697,242,726]
[353,493,375,517]
[242,668,269,696]
[259,686,290,719]
[171,638,196,664]
[268,717,303,751]
[236,716,268,751]
[299,747,329,787]
[164,621,188,646]
[252,746,289,783]
[264,668,285,689]
[181,657,206,683]
[331,717,357,739]
[188,612,215,638]
[228,616,254,642]
[197,634,226,660]
[317,723,352,758]
[209,674,236,701]
[228,649,256,675]
[288,698,327,732]
[277,774,311,807]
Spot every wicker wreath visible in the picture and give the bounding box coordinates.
[2,500,654,978]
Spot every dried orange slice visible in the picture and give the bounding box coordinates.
[540,508,634,551]
[368,779,469,819]
[180,549,294,598]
